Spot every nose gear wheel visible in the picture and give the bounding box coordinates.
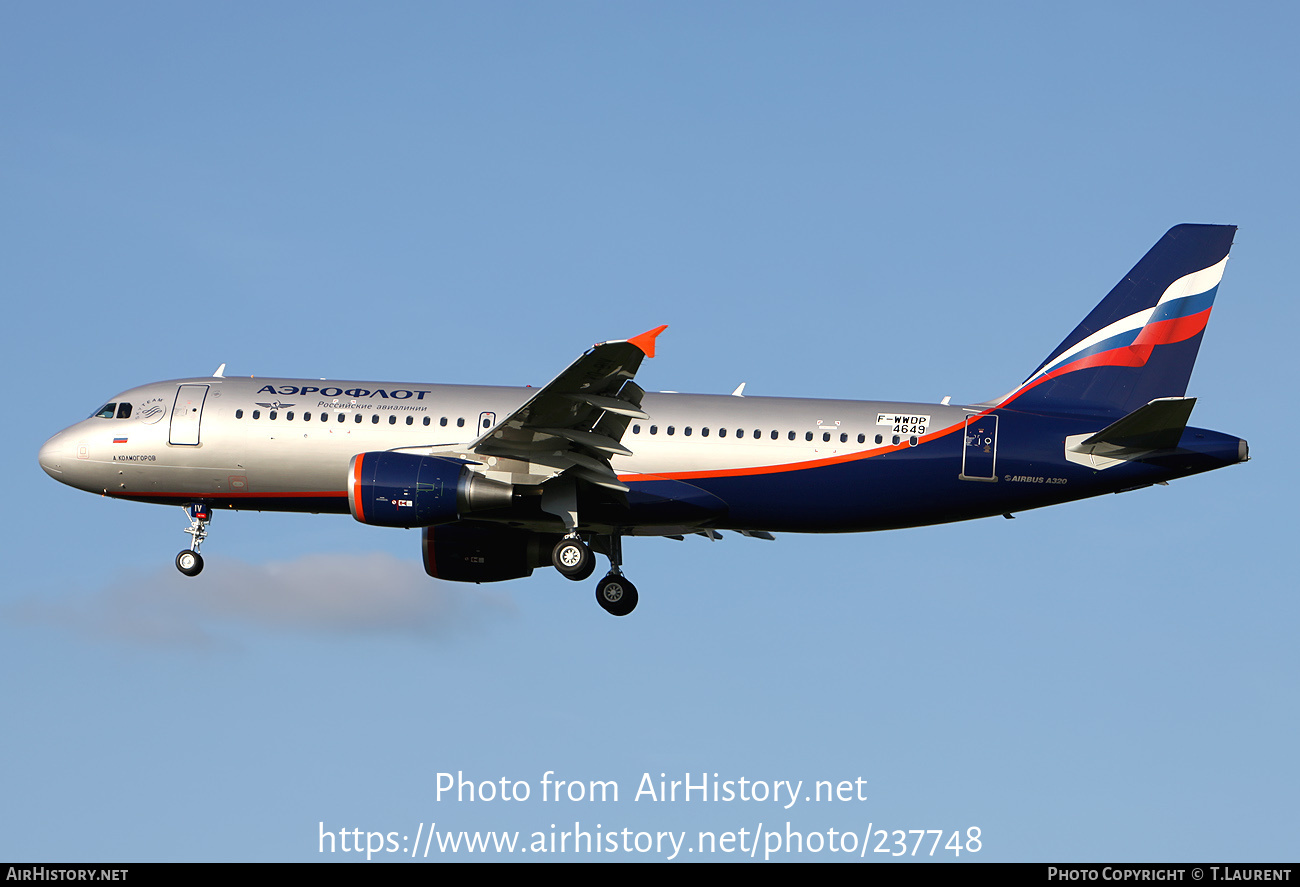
[175,503,211,577]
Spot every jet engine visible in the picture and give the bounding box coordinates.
[347,452,513,528]
[422,524,553,583]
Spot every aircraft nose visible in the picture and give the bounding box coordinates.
[38,432,67,479]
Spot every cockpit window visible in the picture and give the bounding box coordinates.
[116,403,132,419]
[94,403,117,419]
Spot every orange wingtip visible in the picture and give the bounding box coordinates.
[627,324,668,358]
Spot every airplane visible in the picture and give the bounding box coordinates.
[38,224,1248,616]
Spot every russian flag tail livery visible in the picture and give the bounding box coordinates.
[1000,224,1236,417]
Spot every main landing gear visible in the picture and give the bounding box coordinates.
[175,503,211,577]
[552,535,596,581]
[551,532,639,616]
[595,573,638,618]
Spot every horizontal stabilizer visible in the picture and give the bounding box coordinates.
[1079,396,1196,451]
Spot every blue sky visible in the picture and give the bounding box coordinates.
[3,2,1296,862]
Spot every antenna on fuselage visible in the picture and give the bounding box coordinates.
[212,363,226,378]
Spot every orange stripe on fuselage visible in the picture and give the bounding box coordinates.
[114,490,347,499]
[617,417,970,482]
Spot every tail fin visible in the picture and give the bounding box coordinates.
[998,224,1236,416]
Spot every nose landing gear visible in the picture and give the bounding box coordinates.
[175,503,210,577]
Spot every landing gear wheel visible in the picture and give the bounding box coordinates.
[568,555,596,581]
[595,574,638,616]
[552,538,593,580]
[175,550,204,577]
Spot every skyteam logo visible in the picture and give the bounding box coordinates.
[138,398,166,425]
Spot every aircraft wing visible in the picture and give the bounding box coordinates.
[467,326,667,491]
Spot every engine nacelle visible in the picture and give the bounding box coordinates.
[422,524,552,583]
[347,452,513,528]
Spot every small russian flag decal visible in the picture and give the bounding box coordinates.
[113,437,128,444]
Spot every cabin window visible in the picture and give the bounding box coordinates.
[667,426,675,436]
[235,409,244,419]
[892,434,900,445]
[753,429,761,440]
[909,435,918,446]
[94,403,117,419]
[423,417,430,426]
[684,427,692,436]
[457,418,465,427]
[875,434,883,444]
[303,412,311,422]
[440,417,448,426]
[355,414,362,423]
[718,428,727,438]
[840,433,848,443]
[252,410,260,420]
[805,431,813,441]
[770,429,778,440]
[337,413,345,423]
[406,416,414,425]
[649,425,658,435]
[701,427,709,437]
[286,411,295,420]
[822,432,830,442]
[269,410,278,420]
[788,431,796,440]
[389,415,397,425]
[632,424,641,434]
[857,433,865,444]
[372,415,379,424]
